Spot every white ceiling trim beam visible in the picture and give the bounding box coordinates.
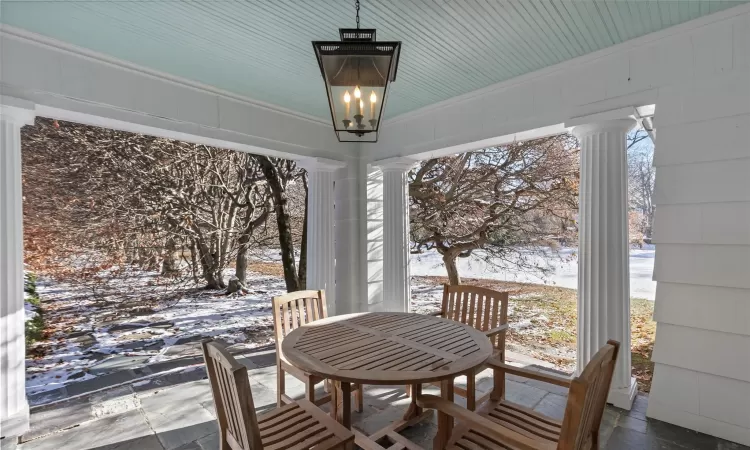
[383,1,750,127]
[0,25,354,161]
[371,2,750,161]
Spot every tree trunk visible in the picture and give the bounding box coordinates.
[161,237,179,277]
[189,241,201,284]
[235,236,249,285]
[297,174,308,290]
[235,208,269,285]
[442,251,461,285]
[256,156,300,292]
[195,237,226,289]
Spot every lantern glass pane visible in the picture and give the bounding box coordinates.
[319,53,393,133]
[329,85,386,133]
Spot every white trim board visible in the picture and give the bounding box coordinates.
[381,1,750,127]
[0,24,330,127]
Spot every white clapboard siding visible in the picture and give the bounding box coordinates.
[653,244,750,289]
[654,283,750,336]
[653,204,750,245]
[652,324,750,383]
[645,7,750,446]
[654,159,750,205]
[655,114,750,166]
[650,365,750,444]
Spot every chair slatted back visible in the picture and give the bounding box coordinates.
[558,340,620,450]
[441,284,509,348]
[272,290,328,344]
[201,339,263,450]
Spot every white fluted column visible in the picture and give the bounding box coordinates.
[299,158,346,315]
[1,97,35,437]
[379,159,416,312]
[572,118,637,410]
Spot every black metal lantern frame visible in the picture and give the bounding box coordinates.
[313,27,401,143]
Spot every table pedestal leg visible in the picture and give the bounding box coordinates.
[433,378,454,450]
[330,381,352,429]
[403,383,422,420]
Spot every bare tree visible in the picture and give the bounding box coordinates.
[627,130,655,238]
[21,118,276,290]
[410,135,579,285]
[254,156,307,292]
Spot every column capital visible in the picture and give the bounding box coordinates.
[0,96,36,126]
[570,119,636,140]
[297,157,347,173]
[374,156,419,172]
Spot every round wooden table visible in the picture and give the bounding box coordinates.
[282,312,493,448]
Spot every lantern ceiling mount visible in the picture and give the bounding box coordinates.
[312,0,401,143]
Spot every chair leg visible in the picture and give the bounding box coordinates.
[490,366,505,401]
[219,430,230,450]
[277,365,285,407]
[405,384,411,396]
[466,371,476,411]
[354,384,364,413]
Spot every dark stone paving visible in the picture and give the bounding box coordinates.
[11,357,750,450]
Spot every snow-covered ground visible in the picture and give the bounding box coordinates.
[410,245,656,300]
[26,269,285,395]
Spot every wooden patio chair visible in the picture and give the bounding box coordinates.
[201,339,354,450]
[417,284,509,410]
[418,340,621,450]
[272,290,363,411]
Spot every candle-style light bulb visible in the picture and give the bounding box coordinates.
[343,90,351,119]
[370,91,377,104]
[354,86,361,99]
[369,91,377,118]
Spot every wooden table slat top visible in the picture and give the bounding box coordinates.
[281,312,493,385]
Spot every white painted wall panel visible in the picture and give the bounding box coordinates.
[648,394,750,446]
[651,364,750,429]
[653,203,750,245]
[0,37,62,93]
[698,372,750,428]
[654,283,750,336]
[733,13,750,70]
[654,158,750,205]
[691,20,735,79]
[652,323,750,383]
[655,114,750,166]
[649,364,700,414]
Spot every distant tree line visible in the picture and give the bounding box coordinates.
[22,118,307,292]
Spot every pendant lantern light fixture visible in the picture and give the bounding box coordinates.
[312,0,401,142]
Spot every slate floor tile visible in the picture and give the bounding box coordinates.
[646,418,719,450]
[18,410,157,450]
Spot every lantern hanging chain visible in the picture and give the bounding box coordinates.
[355,0,360,30]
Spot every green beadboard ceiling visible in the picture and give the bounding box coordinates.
[1,0,747,120]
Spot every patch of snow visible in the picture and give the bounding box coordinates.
[410,246,656,300]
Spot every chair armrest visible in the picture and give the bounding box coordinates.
[486,357,571,388]
[484,324,509,338]
[429,310,444,317]
[416,395,549,450]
